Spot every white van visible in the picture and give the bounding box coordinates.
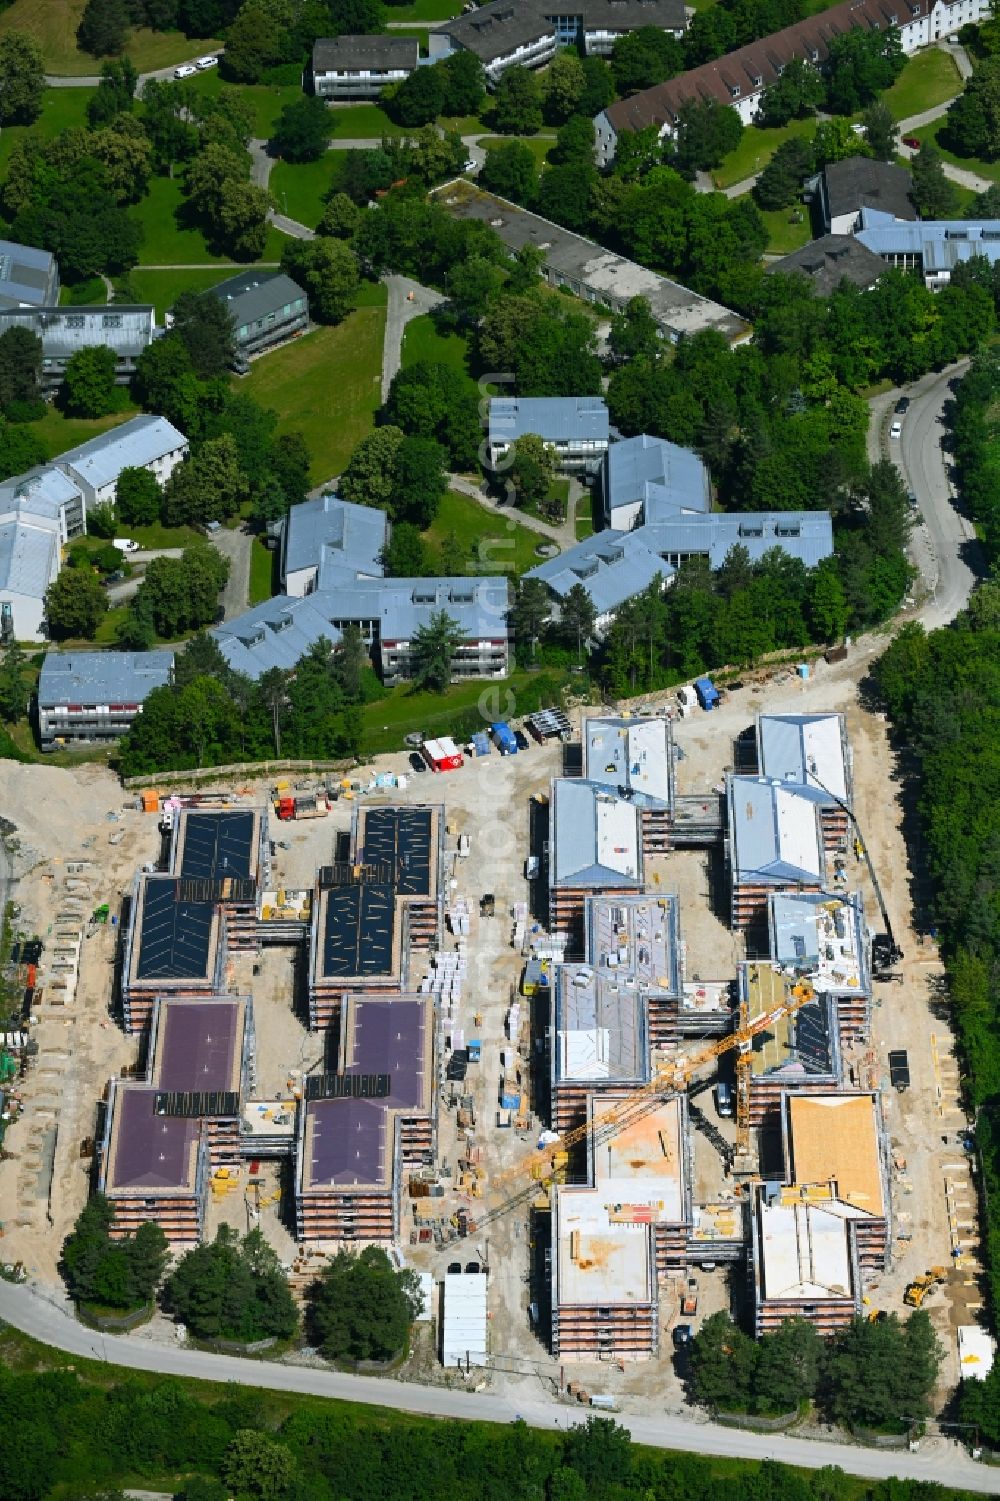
[114,538,140,554]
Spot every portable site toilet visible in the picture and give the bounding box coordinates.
[491,722,517,755]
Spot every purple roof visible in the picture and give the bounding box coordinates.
[155,999,241,1093]
[345,998,426,1110]
[109,1088,199,1191]
[306,1097,387,1187]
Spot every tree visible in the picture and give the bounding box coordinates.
[671,98,743,176]
[170,290,236,378]
[753,1318,823,1413]
[410,608,464,691]
[534,159,596,233]
[90,115,152,203]
[493,66,542,136]
[77,0,131,57]
[223,1430,297,1501]
[861,101,897,161]
[381,520,430,577]
[134,546,228,636]
[439,49,484,116]
[562,1418,632,1490]
[384,360,481,470]
[61,346,119,418]
[759,58,824,127]
[508,432,556,510]
[87,56,139,127]
[824,27,905,115]
[44,567,107,640]
[813,115,864,166]
[480,139,538,203]
[807,557,848,641]
[0,417,46,483]
[510,576,551,661]
[281,237,359,324]
[388,65,445,127]
[609,296,660,363]
[185,141,249,222]
[0,642,29,722]
[307,1246,421,1361]
[61,1194,167,1309]
[218,177,271,260]
[390,435,447,527]
[164,1226,298,1342]
[116,465,162,526]
[754,136,815,211]
[824,1312,941,1430]
[340,425,405,511]
[222,3,289,82]
[543,49,586,124]
[271,96,331,162]
[947,55,1000,160]
[163,435,247,527]
[89,502,118,539]
[132,336,204,435]
[579,55,615,117]
[910,141,961,218]
[0,326,42,412]
[610,25,682,95]
[559,582,596,665]
[319,191,362,239]
[688,1311,758,1411]
[0,32,45,124]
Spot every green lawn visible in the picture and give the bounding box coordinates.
[401,313,474,375]
[361,666,566,755]
[759,205,813,255]
[478,134,554,168]
[0,0,218,76]
[423,489,547,576]
[134,175,285,266]
[0,85,96,172]
[250,537,276,605]
[183,69,301,139]
[31,406,138,461]
[882,48,962,122]
[123,520,201,548]
[128,267,240,319]
[439,113,492,136]
[711,116,817,190]
[574,492,593,541]
[915,118,1000,184]
[328,103,404,139]
[240,308,387,484]
[271,157,344,230]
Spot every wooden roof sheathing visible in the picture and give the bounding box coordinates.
[787,1094,884,1216]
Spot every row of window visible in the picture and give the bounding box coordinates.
[63,313,124,329]
[237,301,306,338]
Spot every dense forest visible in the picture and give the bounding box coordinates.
[0,1352,989,1501]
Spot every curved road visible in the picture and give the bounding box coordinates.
[868,361,982,630]
[1,1282,998,1493]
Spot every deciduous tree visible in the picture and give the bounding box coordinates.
[44,566,108,640]
[0,31,45,123]
[306,1245,421,1361]
[281,237,359,323]
[62,346,119,417]
[116,465,162,526]
[271,95,331,161]
[493,66,542,135]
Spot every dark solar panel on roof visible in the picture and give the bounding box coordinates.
[156,1000,240,1092]
[136,879,214,981]
[346,999,425,1109]
[362,807,432,897]
[307,1097,387,1186]
[322,884,395,978]
[178,810,256,880]
[110,1088,199,1191]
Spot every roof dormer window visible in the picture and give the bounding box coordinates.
[730,84,741,97]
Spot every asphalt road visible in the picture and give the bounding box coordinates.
[381,274,445,402]
[868,361,983,630]
[1,1282,998,1493]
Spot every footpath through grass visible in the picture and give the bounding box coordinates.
[914,117,1000,183]
[882,47,962,122]
[0,0,219,75]
[240,305,387,484]
[271,156,345,230]
[424,490,548,576]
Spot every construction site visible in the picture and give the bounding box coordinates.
[0,655,990,1412]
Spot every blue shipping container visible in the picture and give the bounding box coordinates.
[694,677,720,711]
[471,731,491,756]
[491,721,517,755]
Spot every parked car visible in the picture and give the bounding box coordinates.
[894,397,910,414]
[716,1081,733,1118]
[672,1324,692,1348]
[889,420,903,439]
[196,54,218,68]
[113,537,139,554]
[902,135,921,149]
[907,490,919,508]
[174,63,197,78]
[463,157,478,173]
[408,752,428,774]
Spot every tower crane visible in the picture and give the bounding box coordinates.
[457,979,817,1237]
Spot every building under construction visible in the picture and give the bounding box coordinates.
[769,891,872,1042]
[548,780,644,947]
[725,775,827,930]
[98,994,253,1242]
[551,1092,692,1359]
[738,962,843,1127]
[583,716,675,854]
[295,991,435,1241]
[169,807,268,951]
[756,712,852,850]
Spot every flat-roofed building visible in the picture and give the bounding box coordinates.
[756,712,852,847]
[739,962,842,1126]
[170,805,267,950]
[750,1182,862,1336]
[550,962,648,1134]
[311,35,419,98]
[353,802,443,950]
[147,994,254,1168]
[488,396,610,475]
[37,650,174,747]
[121,874,225,1033]
[98,1083,209,1244]
[782,1092,889,1271]
[552,1093,691,1358]
[309,882,402,1029]
[442,1268,489,1367]
[583,715,674,852]
[726,775,826,930]
[548,779,643,947]
[769,891,872,1041]
[584,890,682,1046]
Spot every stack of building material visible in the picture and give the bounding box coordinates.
[512,901,527,949]
[447,897,471,936]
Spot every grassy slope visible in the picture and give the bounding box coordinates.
[240,308,387,484]
[424,490,546,576]
[478,134,554,168]
[134,176,285,266]
[711,116,816,190]
[249,537,276,605]
[882,46,962,122]
[758,205,813,255]
[917,117,1000,184]
[271,156,345,231]
[0,0,218,76]
[0,85,96,173]
[401,311,474,374]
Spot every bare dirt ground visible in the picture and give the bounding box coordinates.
[0,640,977,1411]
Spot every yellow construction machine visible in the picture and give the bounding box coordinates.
[904,1265,950,1308]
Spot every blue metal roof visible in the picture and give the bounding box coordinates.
[602,434,711,523]
[38,649,174,707]
[550,778,643,888]
[641,510,833,569]
[58,415,188,492]
[526,530,673,616]
[489,396,609,447]
[757,713,850,804]
[283,493,387,586]
[0,519,58,600]
[857,209,1000,273]
[726,775,826,886]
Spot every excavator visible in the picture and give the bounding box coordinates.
[904,1265,950,1308]
[449,979,818,1237]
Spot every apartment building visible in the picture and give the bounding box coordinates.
[311,35,419,98]
[0,304,157,391]
[37,650,174,748]
[488,396,611,476]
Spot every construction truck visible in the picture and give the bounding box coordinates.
[904,1265,949,1308]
